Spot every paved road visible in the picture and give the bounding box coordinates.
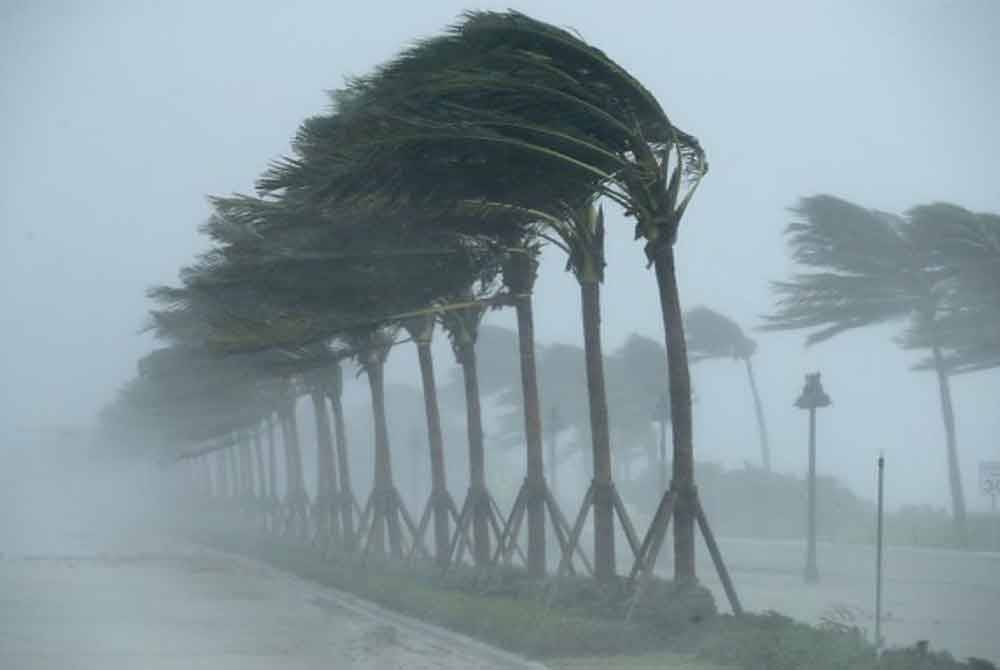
[0,535,536,670]
[0,453,535,670]
[686,537,1000,663]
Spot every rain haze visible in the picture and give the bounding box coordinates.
[2,1,999,669]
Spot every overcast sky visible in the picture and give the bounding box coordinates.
[3,0,998,510]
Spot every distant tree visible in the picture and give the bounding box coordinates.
[685,306,771,471]
[763,195,977,545]
[608,334,668,489]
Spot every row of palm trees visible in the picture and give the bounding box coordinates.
[98,10,734,592]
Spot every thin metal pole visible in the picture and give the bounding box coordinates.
[993,492,998,553]
[805,407,819,583]
[875,453,885,651]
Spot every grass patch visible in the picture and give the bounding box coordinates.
[188,525,996,670]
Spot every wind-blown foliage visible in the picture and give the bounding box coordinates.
[686,307,770,470]
[761,196,928,343]
[259,8,711,582]
[902,204,1000,373]
[763,194,990,545]
[686,307,757,361]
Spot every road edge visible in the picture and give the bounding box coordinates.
[203,543,550,670]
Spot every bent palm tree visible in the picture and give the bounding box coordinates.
[686,306,771,471]
[763,195,972,545]
[903,204,1000,374]
[262,11,722,586]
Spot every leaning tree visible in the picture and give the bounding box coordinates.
[902,204,1000,374]
[685,306,771,472]
[763,195,987,546]
[156,192,506,560]
[259,11,735,592]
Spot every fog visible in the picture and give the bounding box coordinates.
[4,1,999,508]
[2,2,999,667]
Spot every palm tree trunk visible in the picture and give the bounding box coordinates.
[458,340,491,566]
[214,450,225,498]
[931,344,969,547]
[239,432,253,503]
[743,357,772,472]
[279,401,307,539]
[652,244,697,582]
[580,279,615,580]
[366,357,402,556]
[547,422,558,500]
[267,414,278,521]
[252,429,265,500]
[327,366,356,550]
[226,445,240,500]
[311,389,340,545]
[415,338,451,566]
[510,258,548,577]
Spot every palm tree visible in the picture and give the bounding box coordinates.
[763,195,978,545]
[903,204,1000,374]
[161,192,503,556]
[440,295,499,566]
[319,361,357,549]
[498,241,550,577]
[401,314,454,566]
[260,11,719,583]
[685,306,771,471]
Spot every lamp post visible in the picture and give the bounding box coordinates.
[795,372,831,583]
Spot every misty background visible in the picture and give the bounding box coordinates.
[3,1,999,514]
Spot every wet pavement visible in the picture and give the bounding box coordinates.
[690,537,1000,663]
[0,452,535,670]
[0,536,536,670]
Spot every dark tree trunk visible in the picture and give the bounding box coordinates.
[311,388,340,545]
[239,432,253,502]
[931,344,968,547]
[658,418,668,497]
[266,414,278,522]
[743,357,772,472]
[226,446,238,500]
[580,279,615,580]
[415,336,451,566]
[458,340,491,566]
[232,442,245,501]
[366,357,402,557]
[652,245,696,583]
[327,365,356,550]
[505,249,548,576]
[214,450,226,498]
[279,401,307,539]
[252,429,265,500]
[513,278,547,577]
[547,422,558,500]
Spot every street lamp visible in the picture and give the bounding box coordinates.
[795,372,831,583]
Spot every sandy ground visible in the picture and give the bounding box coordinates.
[0,535,535,670]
